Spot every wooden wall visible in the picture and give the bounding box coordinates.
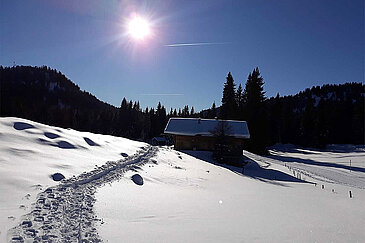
[174,135,245,152]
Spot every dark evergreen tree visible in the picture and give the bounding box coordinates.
[182,105,189,117]
[236,84,244,111]
[211,101,217,118]
[221,72,237,119]
[190,106,195,117]
[242,67,268,154]
[169,108,173,116]
[269,93,282,144]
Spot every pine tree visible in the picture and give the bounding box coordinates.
[182,105,189,117]
[190,106,195,117]
[156,102,167,135]
[243,67,268,154]
[243,68,266,106]
[221,72,237,119]
[169,107,173,116]
[236,83,244,119]
[211,101,217,118]
[270,93,282,144]
[236,84,243,109]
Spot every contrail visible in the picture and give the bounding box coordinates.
[139,93,184,96]
[165,42,229,47]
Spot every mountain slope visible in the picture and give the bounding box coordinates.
[1,65,118,134]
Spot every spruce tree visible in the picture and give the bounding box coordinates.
[236,84,243,108]
[236,83,244,119]
[243,67,268,154]
[243,68,266,106]
[182,105,189,117]
[211,101,217,118]
[221,72,237,119]
[190,106,195,117]
[169,107,173,116]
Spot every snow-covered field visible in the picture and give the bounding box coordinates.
[95,149,365,243]
[1,117,364,242]
[266,144,365,189]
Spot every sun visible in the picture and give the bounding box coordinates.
[127,16,151,40]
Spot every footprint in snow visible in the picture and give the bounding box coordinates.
[84,137,99,146]
[51,173,65,181]
[13,122,35,130]
[44,132,60,139]
[131,174,144,186]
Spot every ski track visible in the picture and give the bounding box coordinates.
[243,150,365,189]
[8,146,157,243]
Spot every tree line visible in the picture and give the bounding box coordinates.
[200,68,364,153]
[1,65,363,152]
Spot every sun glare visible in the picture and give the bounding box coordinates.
[128,16,150,40]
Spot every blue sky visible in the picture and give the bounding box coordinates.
[1,0,363,111]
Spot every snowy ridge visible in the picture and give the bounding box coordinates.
[8,146,157,242]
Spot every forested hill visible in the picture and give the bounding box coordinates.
[266,83,364,147]
[0,65,167,139]
[1,66,114,132]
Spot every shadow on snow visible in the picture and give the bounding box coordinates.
[182,150,310,187]
[267,154,365,173]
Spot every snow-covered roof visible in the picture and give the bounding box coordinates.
[164,118,250,139]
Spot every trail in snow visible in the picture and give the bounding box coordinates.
[8,146,158,243]
[243,150,365,189]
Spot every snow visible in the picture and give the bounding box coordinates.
[0,117,146,240]
[95,147,365,243]
[1,117,364,242]
[267,144,365,189]
[165,118,250,138]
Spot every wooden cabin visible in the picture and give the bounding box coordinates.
[164,118,250,154]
